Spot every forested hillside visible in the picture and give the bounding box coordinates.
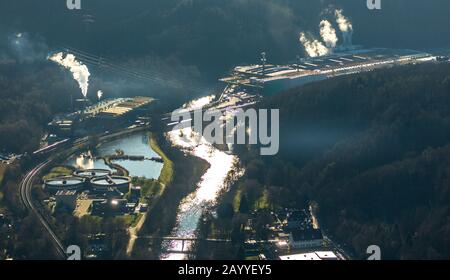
[236,62,450,259]
[2,0,449,153]
[0,60,76,153]
[1,0,449,78]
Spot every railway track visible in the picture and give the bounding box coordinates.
[19,159,67,259]
[19,125,150,259]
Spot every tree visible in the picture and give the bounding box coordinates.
[239,194,250,214]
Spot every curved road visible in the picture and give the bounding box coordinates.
[19,159,67,259]
[18,125,150,260]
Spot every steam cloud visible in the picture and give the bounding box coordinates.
[299,32,329,58]
[299,8,354,57]
[97,90,103,100]
[319,20,338,49]
[49,52,90,98]
[335,9,353,46]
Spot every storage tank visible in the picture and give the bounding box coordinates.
[90,176,131,193]
[44,177,86,192]
[73,169,111,180]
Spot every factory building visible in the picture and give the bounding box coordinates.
[288,228,324,249]
[279,251,340,260]
[90,198,129,216]
[48,96,156,137]
[129,185,141,203]
[55,190,78,212]
[284,209,312,230]
[220,48,435,95]
[91,199,108,216]
[109,199,128,214]
[44,176,86,193]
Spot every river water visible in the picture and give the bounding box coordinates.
[160,96,243,260]
[66,132,163,179]
[65,96,244,259]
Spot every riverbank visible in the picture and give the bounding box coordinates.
[149,132,173,188]
[126,132,175,255]
[131,132,210,259]
[104,157,129,176]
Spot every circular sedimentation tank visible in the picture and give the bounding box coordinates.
[90,176,131,193]
[73,169,111,179]
[44,176,85,192]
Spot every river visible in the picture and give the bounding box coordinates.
[160,96,244,260]
[65,96,244,260]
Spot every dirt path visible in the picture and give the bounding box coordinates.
[126,214,147,256]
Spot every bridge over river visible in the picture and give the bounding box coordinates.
[138,236,232,254]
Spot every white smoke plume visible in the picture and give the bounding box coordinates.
[299,32,329,58]
[97,90,103,100]
[335,9,353,46]
[49,52,90,97]
[319,20,338,49]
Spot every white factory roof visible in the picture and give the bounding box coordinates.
[280,253,321,260]
[55,190,77,196]
[231,48,432,80]
[314,251,339,260]
[279,251,339,260]
[82,97,154,117]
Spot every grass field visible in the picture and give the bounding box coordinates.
[42,166,73,180]
[149,132,174,188]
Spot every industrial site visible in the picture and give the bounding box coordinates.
[20,44,448,261]
[220,48,439,96]
[47,96,155,138]
[43,168,146,217]
[2,1,450,266]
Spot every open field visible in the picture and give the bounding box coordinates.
[149,132,174,188]
[42,166,74,180]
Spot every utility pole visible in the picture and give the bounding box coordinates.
[261,52,267,76]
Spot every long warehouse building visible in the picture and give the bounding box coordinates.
[220,48,439,95]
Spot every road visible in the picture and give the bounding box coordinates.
[19,159,67,259]
[18,101,257,259]
[19,124,152,259]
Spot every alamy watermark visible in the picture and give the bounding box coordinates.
[67,245,81,260]
[67,1,381,11]
[67,1,380,11]
[367,245,381,260]
[67,0,81,10]
[367,0,382,10]
[171,108,280,156]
